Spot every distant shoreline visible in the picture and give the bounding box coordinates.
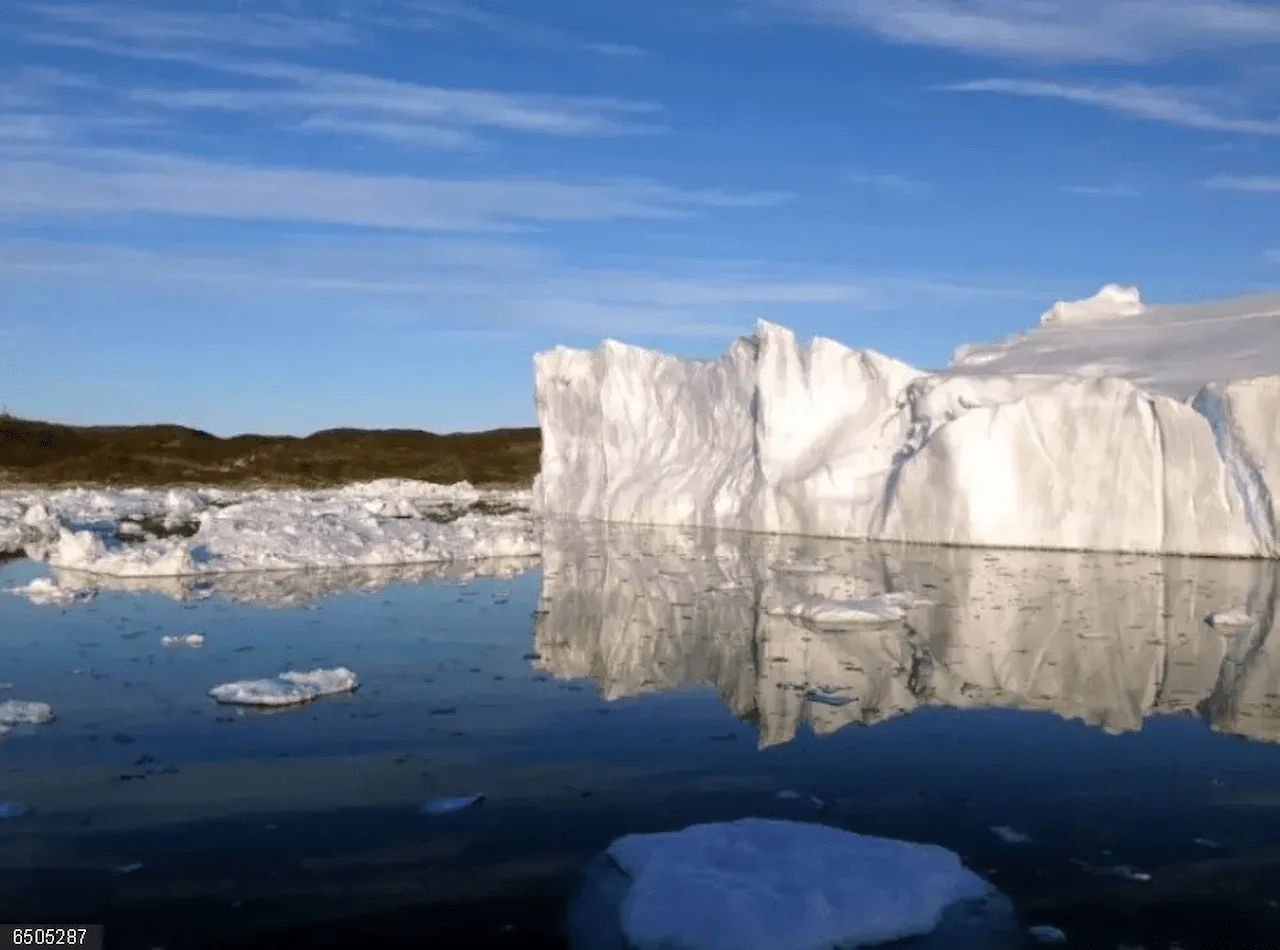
[0,416,541,489]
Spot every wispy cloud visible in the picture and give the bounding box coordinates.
[1062,183,1141,198]
[27,3,357,52]
[128,66,664,147]
[1205,174,1280,192]
[943,79,1280,135]
[757,0,1280,63]
[583,42,648,57]
[0,148,790,231]
[0,236,1038,338]
[849,171,930,195]
[15,6,663,151]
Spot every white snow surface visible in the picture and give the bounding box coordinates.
[209,667,358,706]
[0,481,537,576]
[535,286,1280,557]
[605,818,993,950]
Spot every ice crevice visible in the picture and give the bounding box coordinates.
[535,285,1280,558]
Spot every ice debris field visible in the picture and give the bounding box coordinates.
[4,284,1280,600]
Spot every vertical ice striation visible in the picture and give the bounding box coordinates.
[534,301,1273,557]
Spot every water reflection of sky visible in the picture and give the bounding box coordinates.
[5,528,1280,946]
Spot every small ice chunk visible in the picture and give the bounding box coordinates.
[0,700,55,728]
[1102,864,1151,882]
[584,818,1002,950]
[1206,608,1254,628]
[1205,607,1255,629]
[991,826,1033,845]
[779,592,928,627]
[161,633,205,648]
[0,802,28,819]
[113,862,144,874]
[209,667,358,706]
[807,688,854,707]
[420,794,484,815]
[1028,924,1067,943]
[770,561,828,575]
[1193,837,1222,849]
[18,577,92,606]
[775,790,824,808]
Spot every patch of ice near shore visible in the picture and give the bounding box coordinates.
[18,558,539,606]
[14,577,93,605]
[535,287,1280,557]
[567,818,1013,950]
[0,481,537,576]
[209,667,358,706]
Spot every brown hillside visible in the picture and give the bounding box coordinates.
[0,415,541,488]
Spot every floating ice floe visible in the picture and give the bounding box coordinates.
[775,791,824,808]
[0,700,55,736]
[806,688,854,707]
[419,794,485,815]
[991,825,1033,845]
[1206,608,1254,629]
[0,802,28,819]
[209,667,358,706]
[535,286,1280,557]
[14,577,94,605]
[161,633,206,648]
[566,818,1015,950]
[777,593,928,627]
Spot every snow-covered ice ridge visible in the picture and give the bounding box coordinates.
[0,480,537,578]
[535,285,1280,557]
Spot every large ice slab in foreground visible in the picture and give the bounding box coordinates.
[566,818,1013,950]
[534,286,1280,556]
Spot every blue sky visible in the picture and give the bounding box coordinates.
[2,0,1279,435]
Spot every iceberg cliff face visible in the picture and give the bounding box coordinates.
[534,288,1280,556]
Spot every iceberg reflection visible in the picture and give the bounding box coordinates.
[533,522,1280,746]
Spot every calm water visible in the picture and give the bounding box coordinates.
[4,525,1280,949]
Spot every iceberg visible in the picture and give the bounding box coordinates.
[534,287,1280,557]
[565,818,1014,950]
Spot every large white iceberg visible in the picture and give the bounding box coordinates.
[534,286,1280,557]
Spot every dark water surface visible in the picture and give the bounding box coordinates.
[5,526,1280,949]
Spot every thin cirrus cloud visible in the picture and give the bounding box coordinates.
[24,2,358,51]
[848,171,930,195]
[126,68,665,147]
[1062,184,1141,198]
[756,0,1280,63]
[942,79,1280,136]
[0,148,792,231]
[17,5,664,150]
[1204,174,1280,192]
[0,236,1039,338]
